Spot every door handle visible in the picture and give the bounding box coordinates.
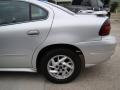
[27,30,40,35]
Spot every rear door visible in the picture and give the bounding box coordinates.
[0,1,53,68]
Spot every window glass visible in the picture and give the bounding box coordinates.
[31,5,48,20]
[0,1,29,25]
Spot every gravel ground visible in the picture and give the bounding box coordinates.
[0,15,120,90]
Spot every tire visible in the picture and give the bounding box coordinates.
[40,49,82,84]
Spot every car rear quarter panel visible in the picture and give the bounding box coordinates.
[44,13,108,44]
[32,3,108,70]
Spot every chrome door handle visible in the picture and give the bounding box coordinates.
[27,30,40,35]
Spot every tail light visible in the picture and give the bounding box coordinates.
[99,19,111,36]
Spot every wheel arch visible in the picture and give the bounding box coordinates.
[35,44,85,72]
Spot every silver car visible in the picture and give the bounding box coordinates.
[0,0,116,83]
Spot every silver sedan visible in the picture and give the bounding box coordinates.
[0,0,116,83]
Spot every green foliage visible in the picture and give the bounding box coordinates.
[104,0,110,5]
[111,0,120,2]
[111,2,119,12]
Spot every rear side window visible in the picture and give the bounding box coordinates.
[0,1,48,25]
[31,5,48,20]
[0,1,29,25]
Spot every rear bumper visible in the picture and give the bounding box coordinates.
[75,36,117,66]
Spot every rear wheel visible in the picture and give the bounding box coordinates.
[40,49,82,83]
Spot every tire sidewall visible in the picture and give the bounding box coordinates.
[41,49,81,83]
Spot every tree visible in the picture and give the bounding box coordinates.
[101,0,111,6]
[104,0,110,5]
[110,2,119,12]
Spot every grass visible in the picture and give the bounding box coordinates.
[111,0,120,2]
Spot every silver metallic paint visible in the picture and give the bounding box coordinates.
[0,0,116,72]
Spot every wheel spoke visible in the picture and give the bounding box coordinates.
[48,65,55,68]
[65,70,69,76]
[62,62,73,69]
[51,58,57,66]
[49,70,58,73]
[58,56,67,63]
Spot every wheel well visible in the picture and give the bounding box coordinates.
[36,44,85,71]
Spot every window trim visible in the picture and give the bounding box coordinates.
[0,1,49,27]
[29,3,49,21]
